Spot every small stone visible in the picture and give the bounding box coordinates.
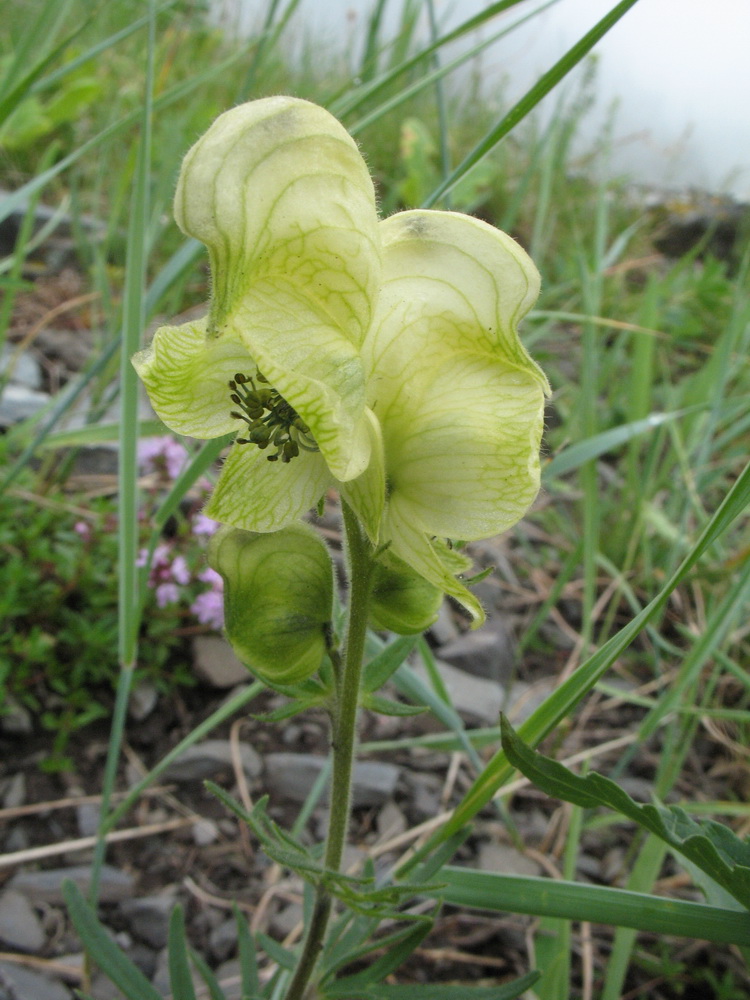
[438,618,515,684]
[192,818,219,846]
[376,800,407,841]
[1,345,43,389]
[576,854,601,881]
[403,771,443,821]
[161,740,262,783]
[0,889,46,952]
[1,773,26,810]
[67,445,119,477]
[128,679,159,721]
[76,801,100,838]
[505,678,557,725]
[209,917,238,963]
[427,600,460,646]
[3,826,29,852]
[0,960,71,1000]
[411,658,504,725]
[8,864,134,904]
[0,699,33,735]
[270,901,303,938]
[0,383,51,425]
[264,754,400,807]
[193,636,250,688]
[120,894,175,950]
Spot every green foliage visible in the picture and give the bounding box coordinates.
[0,55,101,159]
[0,444,218,765]
[500,715,750,912]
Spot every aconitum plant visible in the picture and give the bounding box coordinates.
[133,96,548,998]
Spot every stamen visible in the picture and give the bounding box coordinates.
[227,370,319,463]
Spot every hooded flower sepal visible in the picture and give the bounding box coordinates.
[208,522,335,689]
[171,96,383,486]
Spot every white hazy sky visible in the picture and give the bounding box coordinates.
[213,0,750,196]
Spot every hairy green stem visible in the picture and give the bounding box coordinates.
[283,502,375,1000]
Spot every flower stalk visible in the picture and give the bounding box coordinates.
[283,501,376,1000]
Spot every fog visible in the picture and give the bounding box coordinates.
[211,0,750,198]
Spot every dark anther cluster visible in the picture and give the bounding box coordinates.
[228,371,318,463]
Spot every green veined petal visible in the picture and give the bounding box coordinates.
[377,209,546,377]
[339,408,386,543]
[386,497,485,626]
[132,318,251,439]
[205,443,333,533]
[385,353,546,540]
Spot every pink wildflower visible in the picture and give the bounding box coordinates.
[191,589,224,630]
[170,555,191,585]
[155,582,180,607]
[193,513,220,536]
[138,436,188,480]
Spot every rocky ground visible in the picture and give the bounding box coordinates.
[3,571,746,999]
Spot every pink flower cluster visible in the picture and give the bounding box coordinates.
[138,436,188,480]
[191,568,224,631]
[134,436,225,631]
[136,541,224,630]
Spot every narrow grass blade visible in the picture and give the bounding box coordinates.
[63,881,164,1000]
[399,459,750,873]
[235,902,261,998]
[363,635,419,693]
[168,906,198,1000]
[89,0,157,909]
[332,0,542,118]
[103,680,263,834]
[189,948,227,1000]
[543,406,707,480]
[434,869,750,945]
[422,0,641,206]
[601,836,668,1000]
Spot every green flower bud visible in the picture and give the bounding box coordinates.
[369,549,442,635]
[209,523,334,687]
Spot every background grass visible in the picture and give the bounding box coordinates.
[1,1,749,997]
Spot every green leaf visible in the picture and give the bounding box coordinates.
[256,930,297,970]
[207,788,325,879]
[168,906,198,1000]
[500,716,750,910]
[62,881,163,1000]
[321,916,431,981]
[324,915,435,996]
[189,948,227,1000]
[234,902,261,998]
[434,868,750,946]
[251,697,327,723]
[40,419,167,448]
